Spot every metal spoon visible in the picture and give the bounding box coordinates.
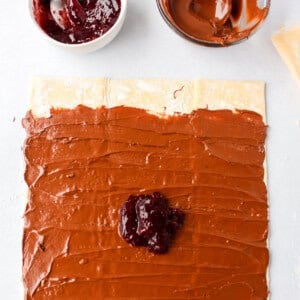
[50,0,86,30]
[50,0,69,29]
[215,0,232,26]
[190,0,232,27]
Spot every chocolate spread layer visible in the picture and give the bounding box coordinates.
[160,0,269,45]
[23,106,268,299]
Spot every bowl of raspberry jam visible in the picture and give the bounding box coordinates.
[29,0,127,53]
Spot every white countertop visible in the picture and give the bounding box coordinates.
[0,1,299,299]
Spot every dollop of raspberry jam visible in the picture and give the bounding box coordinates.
[119,192,185,254]
[33,0,121,44]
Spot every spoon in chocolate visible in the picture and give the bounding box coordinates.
[190,0,232,28]
[50,0,86,30]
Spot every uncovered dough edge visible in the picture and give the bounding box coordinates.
[29,77,266,121]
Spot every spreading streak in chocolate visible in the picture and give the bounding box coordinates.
[23,106,268,299]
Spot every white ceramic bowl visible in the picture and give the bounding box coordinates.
[29,0,128,54]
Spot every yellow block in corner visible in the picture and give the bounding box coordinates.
[272,27,300,86]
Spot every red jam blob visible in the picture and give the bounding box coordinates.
[33,0,121,44]
[119,192,185,254]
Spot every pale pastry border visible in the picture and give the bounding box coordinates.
[272,26,300,85]
[29,78,266,121]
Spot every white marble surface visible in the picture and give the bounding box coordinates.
[0,1,299,299]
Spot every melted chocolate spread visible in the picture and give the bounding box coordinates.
[23,106,268,299]
[160,0,269,45]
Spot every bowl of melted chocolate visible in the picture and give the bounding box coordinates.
[30,0,127,53]
[157,0,270,46]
